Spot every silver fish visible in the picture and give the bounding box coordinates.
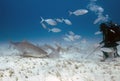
[94,31,102,35]
[40,17,57,26]
[62,18,72,25]
[63,37,71,42]
[69,31,75,35]
[55,18,63,23]
[94,15,109,24]
[48,28,61,33]
[65,34,74,41]
[41,22,47,29]
[9,41,48,58]
[64,31,81,42]
[74,35,81,39]
[69,9,88,16]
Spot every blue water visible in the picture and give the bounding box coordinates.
[0,0,120,43]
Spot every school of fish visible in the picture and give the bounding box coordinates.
[40,9,88,33]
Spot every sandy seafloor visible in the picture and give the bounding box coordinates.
[0,44,120,81]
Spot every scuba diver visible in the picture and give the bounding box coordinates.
[99,21,120,61]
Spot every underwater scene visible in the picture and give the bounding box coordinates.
[0,0,120,81]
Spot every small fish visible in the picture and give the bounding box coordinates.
[64,31,81,42]
[68,35,74,41]
[69,9,88,16]
[55,18,63,23]
[41,22,47,29]
[65,34,74,41]
[69,31,75,35]
[40,17,57,26]
[94,15,109,24]
[63,37,71,42]
[74,35,81,39]
[48,28,61,33]
[62,18,72,25]
[93,17,103,24]
[94,31,102,35]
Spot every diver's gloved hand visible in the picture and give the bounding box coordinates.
[116,41,120,44]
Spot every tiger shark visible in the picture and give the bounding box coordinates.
[9,41,48,58]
